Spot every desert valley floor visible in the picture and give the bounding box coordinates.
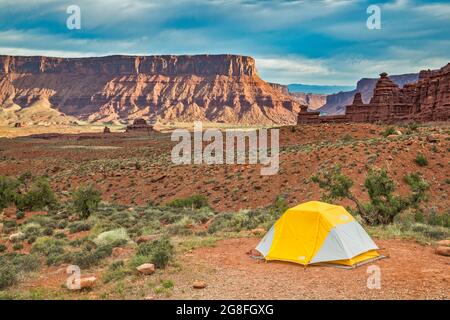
[0,122,449,299]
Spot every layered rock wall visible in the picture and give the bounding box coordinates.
[298,63,450,124]
[0,54,302,125]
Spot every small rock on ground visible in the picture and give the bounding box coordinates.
[193,281,207,289]
[137,263,155,275]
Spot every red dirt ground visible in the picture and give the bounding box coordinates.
[0,123,448,214]
[170,238,450,300]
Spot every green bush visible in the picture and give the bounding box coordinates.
[404,173,430,206]
[166,215,198,236]
[208,197,285,234]
[31,236,70,265]
[12,243,23,251]
[363,168,408,225]
[405,122,419,134]
[54,232,67,239]
[69,244,113,269]
[414,211,425,223]
[16,177,57,211]
[427,211,450,228]
[312,166,431,226]
[133,237,173,269]
[167,194,208,209]
[21,223,42,241]
[68,221,91,233]
[57,220,68,229]
[0,253,40,289]
[27,236,36,244]
[382,126,396,137]
[103,260,129,283]
[93,228,130,247]
[0,265,17,289]
[411,223,449,240]
[0,244,6,253]
[414,153,428,166]
[72,184,101,219]
[3,220,17,229]
[0,176,19,210]
[15,210,25,219]
[42,227,54,236]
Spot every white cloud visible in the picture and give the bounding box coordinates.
[383,0,410,10]
[415,2,450,19]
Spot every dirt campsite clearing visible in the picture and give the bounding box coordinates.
[170,238,450,300]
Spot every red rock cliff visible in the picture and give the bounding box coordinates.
[0,54,302,125]
[298,62,450,124]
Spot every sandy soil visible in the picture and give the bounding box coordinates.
[169,238,450,300]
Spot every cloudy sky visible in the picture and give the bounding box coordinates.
[0,0,449,85]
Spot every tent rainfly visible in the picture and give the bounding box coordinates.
[256,201,383,268]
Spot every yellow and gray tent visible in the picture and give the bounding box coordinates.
[256,201,381,268]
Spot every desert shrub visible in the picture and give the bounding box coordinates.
[0,176,20,210]
[312,166,431,226]
[311,165,367,220]
[16,177,56,211]
[57,220,68,229]
[15,210,25,219]
[229,212,251,230]
[414,153,428,166]
[167,218,193,236]
[427,210,450,228]
[69,244,113,269]
[12,243,23,251]
[404,173,430,206]
[108,211,136,229]
[26,215,57,229]
[207,196,286,234]
[414,211,425,223]
[167,194,209,209]
[17,171,32,184]
[411,223,449,240]
[13,254,41,272]
[2,220,17,234]
[273,195,289,215]
[134,162,142,170]
[363,168,408,225]
[103,260,129,283]
[72,184,101,219]
[342,134,353,142]
[21,223,42,241]
[68,221,91,233]
[405,122,419,134]
[0,253,40,289]
[30,236,70,265]
[154,279,175,295]
[133,237,173,269]
[54,232,67,239]
[368,221,449,243]
[93,228,130,247]
[186,207,215,224]
[382,126,396,137]
[42,227,54,236]
[0,265,17,289]
[161,279,174,289]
